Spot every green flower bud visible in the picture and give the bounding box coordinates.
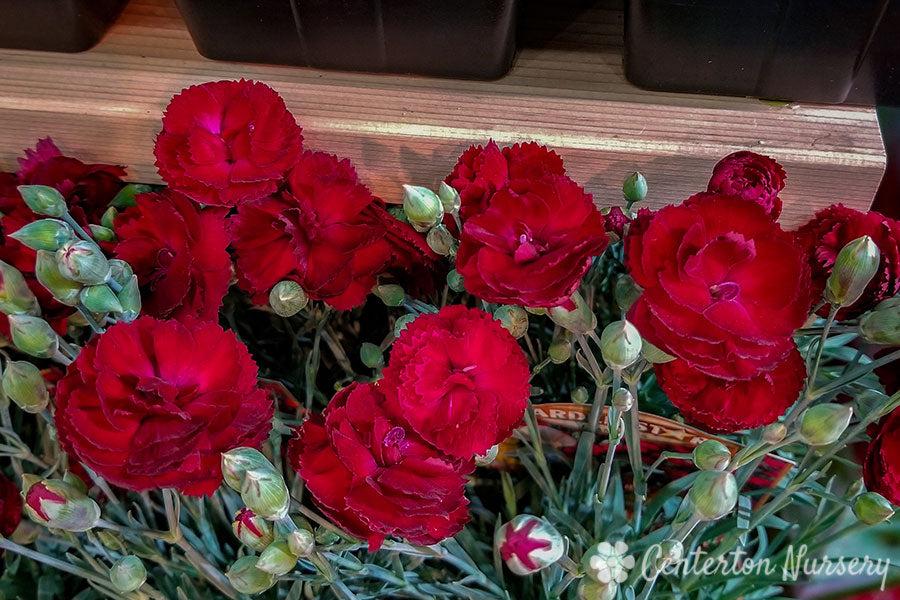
[256,539,297,576]
[689,471,738,521]
[17,185,67,217]
[548,291,597,334]
[438,181,461,214]
[762,422,787,444]
[447,269,465,292]
[9,219,75,252]
[494,305,529,339]
[612,388,634,412]
[475,444,499,467]
[394,314,416,337]
[372,283,405,307]
[577,579,618,600]
[106,259,134,288]
[111,183,151,209]
[22,476,100,532]
[287,529,316,558]
[622,171,648,204]
[571,386,590,404]
[109,555,147,593]
[241,469,290,520]
[426,224,456,256]
[614,274,642,312]
[799,404,853,446]
[232,508,275,551]
[2,360,50,413]
[8,315,58,358]
[548,338,572,364]
[495,515,564,576]
[34,250,82,306]
[221,447,275,492]
[859,297,900,345]
[581,540,634,584]
[599,320,642,370]
[824,235,880,307]
[853,492,895,525]
[0,260,40,316]
[226,556,275,595]
[57,241,111,285]
[655,540,684,570]
[692,440,731,471]
[88,225,115,242]
[117,275,141,322]
[80,285,123,314]
[96,530,126,552]
[402,185,443,232]
[846,478,866,499]
[101,207,118,231]
[269,280,308,317]
[360,342,383,368]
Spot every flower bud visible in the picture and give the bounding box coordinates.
[549,291,597,335]
[402,185,443,232]
[859,297,900,345]
[612,388,634,412]
[360,342,383,368]
[226,556,275,595]
[438,181,461,214]
[641,340,676,364]
[799,403,852,446]
[582,540,634,584]
[2,360,50,413]
[17,185,67,217]
[426,224,456,256]
[232,508,275,551]
[475,444,499,467]
[9,219,75,252]
[287,529,316,558]
[101,206,118,231]
[548,338,572,364]
[854,492,895,525]
[221,447,275,492]
[241,469,290,521]
[824,235,880,307]
[655,540,684,570]
[762,422,787,444]
[8,315,59,359]
[80,285,123,314]
[107,259,134,288]
[614,274,642,312]
[57,241,111,285]
[0,260,40,316]
[599,320,642,370]
[34,250,82,306]
[622,172,648,204]
[117,275,141,322]
[494,515,564,576]
[689,471,738,521]
[22,476,100,532]
[256,539,297,576]
[109,555,147,593]
[447,269,465,292]
[692,440,731,471]
[394,314,416,337]
[372,283,405,307]
[269,280,308,317]
[577,579,618,600]
[494,305,529,339]
[571,386,590,404]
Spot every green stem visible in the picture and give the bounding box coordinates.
[76,302,106,334]
[810,348,900,400]
[785,305,838,428]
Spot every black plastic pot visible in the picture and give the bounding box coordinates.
[174,0,518,80]
[0,0,128,52]
[624,0,897,105]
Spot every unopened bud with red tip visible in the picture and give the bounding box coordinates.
[495,515,564,576]
[689,471,738,521]
[80,285,123,314]
[35,250,82,306]
[22,475,100,532]
[109,555,147,593]
[426,224,456,256]
[232,508,275,551]
[799,404,852,446]
[372,283,405,307]
[2,360,49,413]
[692,440,731,471]
[438,181,461,214]
[0,260,39,316]
[402,185,443,232]
[287,529,316,558]
[256,539,297,576]
[9,219,75,252]
[825,236,880,307]
[612,388,634,412]
[57,241,111,285]
[854,492,895,525]
[859,297,900,345]
[494,305,529,339]
[600,320,642,370]
[549,291,597,334]
[622,171,648,204]
[8,315,58,358]
[17,185,67,217]
[226,556,275,595]
[241,469,290,521]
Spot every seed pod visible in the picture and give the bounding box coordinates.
[2,360,49,413]
[799,404,853,446]
[269,280,308,317]
[824,235,880,307]
[599,320,642,370]
[9,219,75,252]
[689,471,738,521]
[17,185,67,217]
[109,555,147,593]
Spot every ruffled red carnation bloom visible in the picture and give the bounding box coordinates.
[707,151,786,220]
[55,317,273,496]
[603,206,631,240]
[655,345,805,433]
[626,194,811,380]
[230,151,391,310]
[288,382,470,550]
[864,407,900,506]
[155,80,303,207]
[445,141,566,224]
[113,190,231,321]
[381,305,530,459]
[795,204,900,319]
[456,175,609,308]
[0,139,126,337]
[0,472,22,540]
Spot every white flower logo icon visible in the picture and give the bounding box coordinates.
[588,541,635,584]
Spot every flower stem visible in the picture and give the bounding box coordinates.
[784,305,839,427]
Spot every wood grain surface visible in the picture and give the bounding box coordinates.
[0,0,885,226]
